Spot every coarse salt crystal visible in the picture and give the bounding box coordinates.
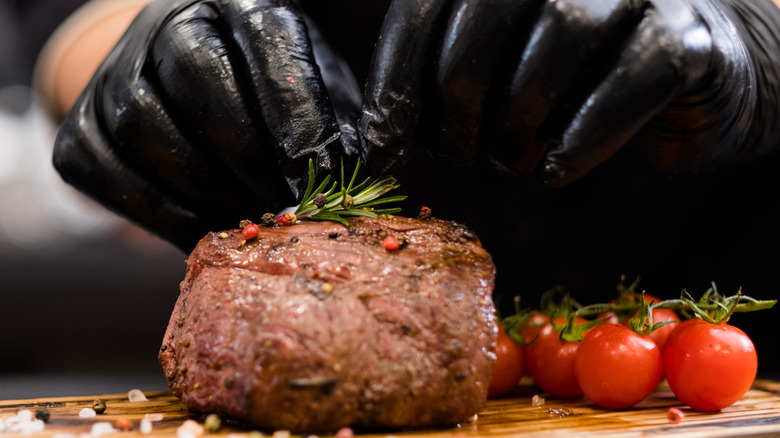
[0,411,45,434]
[532,394,545,407]
[177,419,205,438]
[272,430,291,438]
[16,410,33,421]
[144,413,164,422]
[140,418,153,434]
[335,427,354,438]
[79,408,97,418]
[128,389,148,402]
[90,422,118,436]
[468,413,478,422]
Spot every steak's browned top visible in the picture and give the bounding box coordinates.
[160,216,497,432]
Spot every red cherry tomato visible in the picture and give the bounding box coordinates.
[645,308,679,352]
[488,324,525,397]
[526,317,587,398]
[599,294,680,351]
[574,323,663,409]
[663,320,757,411]
[517,312,549,376]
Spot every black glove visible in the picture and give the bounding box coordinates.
[359,0,780,187]
[53,0,362,251]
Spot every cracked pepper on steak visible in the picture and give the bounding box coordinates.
[159,215,497,432]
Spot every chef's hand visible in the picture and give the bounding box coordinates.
[359,0,780,187]
[53,0,363,251]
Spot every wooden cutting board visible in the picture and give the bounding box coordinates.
[3,379,780,437]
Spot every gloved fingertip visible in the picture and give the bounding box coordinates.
[542,158,573,188]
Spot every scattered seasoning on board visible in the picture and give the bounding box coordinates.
[92,399,107,414]
[0,410,45,433]
[204,414,222,433]
[91,422,118,436]
[335,427,354,438]
[532,395,545,407]
[78,408,96,418]
[144,413,164,422]
[177,419,205,438]
[127,389,148,402]
[34,408,50,422]
[548,408,574,417]
[140,418,153,434]
[667,407,685,424]
[115,418,133,431]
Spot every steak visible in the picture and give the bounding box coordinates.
[159,215,497,433]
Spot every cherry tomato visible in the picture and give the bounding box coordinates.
[645,308,679,352]
[517,312,549,376]
[663,320,757,411]
[526,317,587,398]
[599,294,679,351]
[574,323,663,409]
[488,324,525,397]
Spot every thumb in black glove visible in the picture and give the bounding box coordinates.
[53,0,362,251]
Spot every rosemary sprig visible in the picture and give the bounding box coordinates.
[293,158,406,226]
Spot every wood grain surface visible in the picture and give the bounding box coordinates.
[3,380,780,437]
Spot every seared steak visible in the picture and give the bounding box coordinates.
[159,215,497,432]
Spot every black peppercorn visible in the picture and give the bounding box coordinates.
[35,408,50,422]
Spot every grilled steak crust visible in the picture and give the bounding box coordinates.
[159,216,497,432]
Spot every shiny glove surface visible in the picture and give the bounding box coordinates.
[359,0,780,187]
[53,0,362,251]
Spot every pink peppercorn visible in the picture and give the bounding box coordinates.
[277,212,297,226]
[242,224,260,239]
[667,407,685,424]
[382,236,400,251]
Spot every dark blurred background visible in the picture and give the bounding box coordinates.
[0,0,181,399]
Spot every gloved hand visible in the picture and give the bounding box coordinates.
[53,0,362,251]
[359,0,780,187]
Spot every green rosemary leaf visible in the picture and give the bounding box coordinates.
[338,209,380,218]
[310,211,352,226]
[346,158,361,193]
[299,159,317,206]
[290,158,405,225]
[357,195,408,208]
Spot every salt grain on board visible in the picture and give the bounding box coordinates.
[79,408,97,418]
[140,418,153,434]
[177,419,205,438]
[128,389,149,402]
[0,410,45,433]
[90,422,118,436]
[144,413,164,422]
